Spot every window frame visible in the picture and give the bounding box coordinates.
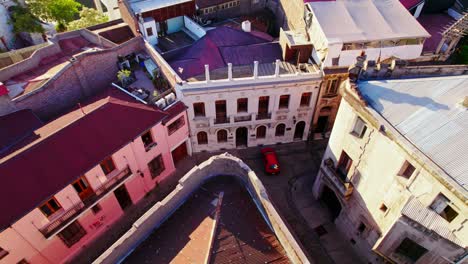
[148,155,165,179]
[337,151,353,181]
[100,156,116,175]
[300,92,312,107]
[197,131,208,145]
[141,130,155,150]
[256,125,267,139]
[351,117,367,138]
[278,95,290,109]
[0,247,9,260]
[217,130,228,143]
[193,102,206,117]
[39,197,62,217]
[430,193,459,223]
[167,116,185,135]
[57,221,87,248]
[146,27,153,37]
[275,123,286,137]
[237,98,248,113]
[398,161,415,179]
[325,79,339,95]
[394,238,428,262]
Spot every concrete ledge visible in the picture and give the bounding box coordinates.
[93,153,310,264]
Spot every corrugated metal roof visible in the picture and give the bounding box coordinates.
[401,196,464,247]
[359,76,468,191]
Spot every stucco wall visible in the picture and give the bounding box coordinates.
[313,97,467,263]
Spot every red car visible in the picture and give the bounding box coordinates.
[261,147,280,175]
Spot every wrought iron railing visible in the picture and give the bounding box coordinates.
[256,112,272,120]
[234,114,252,122]
[322,158,353,198]
[214,116,229,124]
[39,166,133,238]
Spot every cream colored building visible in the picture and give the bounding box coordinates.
[313,75,468,264]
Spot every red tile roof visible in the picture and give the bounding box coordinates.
[0,109,43,155]
[0,88,186,231]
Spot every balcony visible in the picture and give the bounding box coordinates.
[321,158,353,198]
[234,114,252,123]
[256,112,272,120]
[39,166,133,238]
[214,116,229,124]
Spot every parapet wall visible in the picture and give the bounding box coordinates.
[10,36,143,120]
[93,153,310,264]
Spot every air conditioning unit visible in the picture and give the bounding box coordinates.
[155,98,166,109]
[165,93,176,105]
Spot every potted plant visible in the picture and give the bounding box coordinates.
[117,69,132,88]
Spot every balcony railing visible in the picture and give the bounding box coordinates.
[256,112,272,120]
[234,114,252,123]
[39,166,133,238]
[214,116,229,124]
[321,158,353,198]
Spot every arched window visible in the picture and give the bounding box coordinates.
[197,132,208,145]
[217,130,228,143]
[275,123,286,137]
[256,126,267,139]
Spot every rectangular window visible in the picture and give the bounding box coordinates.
[0,247,9,260]
[58,221,87,248]
[357,222,366,235]
[380,203,388,212]
[395,238,428,262]
[141,130,155,150]
[398,161,415,179]
[331,57,339,66]
[167,116,185,135]
[258,96,269,114]
[215,100,228,123]
[279,95,290,109]
[237,98,248,113]
[148,155,165,179]
[146,27,153,37]
[325,79,339,95]
[351,117,367,138]
[300,92,312,107]
[193,102,206,117]
[337,151,352,181]
[430,193,459,222]
[72,176,93,201]
[100,157,116,175]
[39,197,62,217]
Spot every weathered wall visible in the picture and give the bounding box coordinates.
[94,153,310,264]
[10,37,143,120]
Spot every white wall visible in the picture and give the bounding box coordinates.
[183,16,206,39]
[166,16,184,34]
[180,78,321,152]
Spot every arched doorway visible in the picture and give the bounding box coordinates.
[236,127,248,147]
[320,186,342,220]
[294,121,306,140]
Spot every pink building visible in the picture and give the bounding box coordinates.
[0,88,190,263]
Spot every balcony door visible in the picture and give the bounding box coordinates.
[236,127,248,147]
[258,96,269,114]
[72,177,94,202]
[215,100,227,123]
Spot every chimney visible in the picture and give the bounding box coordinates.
[205,64,210,83]
[242,21,251,32]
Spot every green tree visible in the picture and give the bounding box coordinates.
[67,7,108,31]
[9,5,44,33]
[27,0,81,28]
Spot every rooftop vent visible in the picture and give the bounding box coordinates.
[242,20,251,32]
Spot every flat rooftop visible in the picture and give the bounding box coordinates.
[5,36,100,98]
[164,26,311,81]
[359,75,468,191]
[128,0,193,13]
[307,0,430,43]
[124,177,291,263]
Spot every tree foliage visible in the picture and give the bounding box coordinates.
[9,5,45,33]
[67,7,108,31]
[27,0,81,25]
